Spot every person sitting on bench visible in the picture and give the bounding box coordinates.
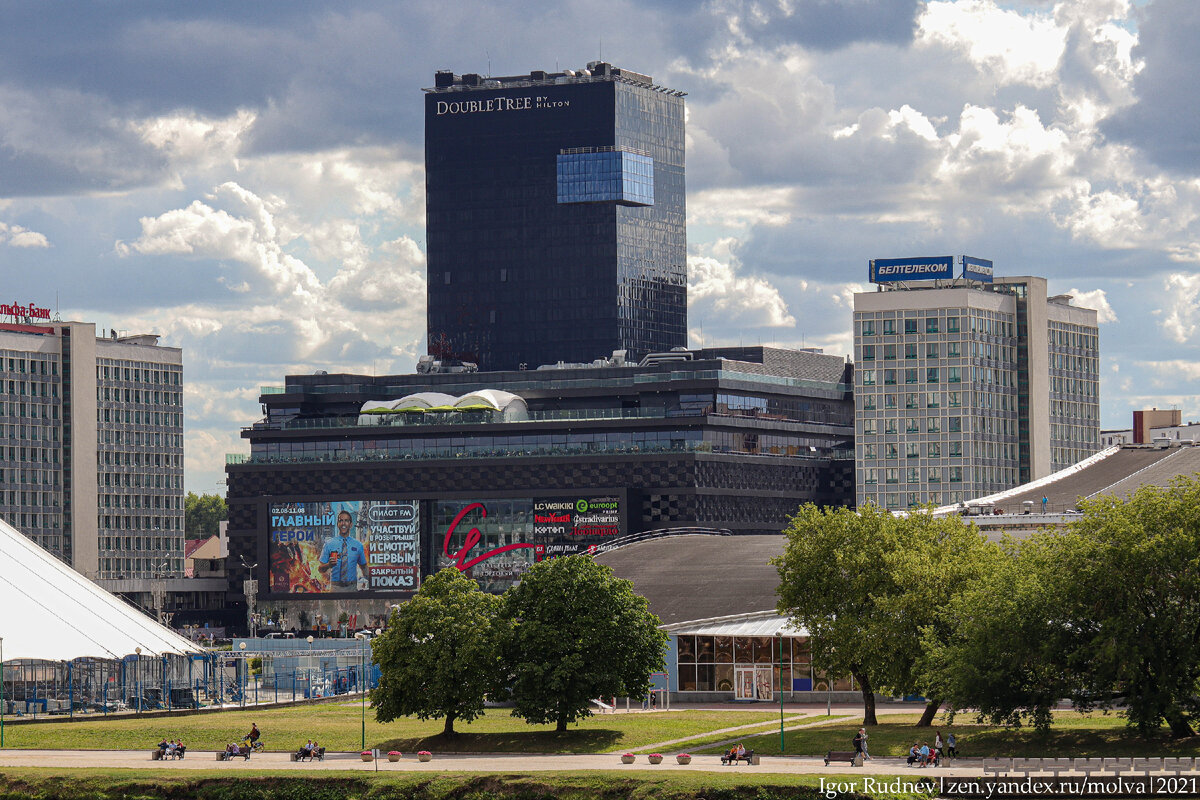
[907,743,921,766]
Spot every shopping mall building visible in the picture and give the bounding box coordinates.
[223,346,854,629]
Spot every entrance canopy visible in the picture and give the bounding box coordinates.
[0,517,203,662]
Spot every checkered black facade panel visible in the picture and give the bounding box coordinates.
[225,453,851,585]
[643,493,699,523]
[227,455,697,499]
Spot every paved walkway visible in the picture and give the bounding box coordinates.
[0,748,986,776]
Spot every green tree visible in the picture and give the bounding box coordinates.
[873,509,996,726]
[774,503,901,726]
[370,567,503,737]
[773,503,992,726]
[1060,478,1200,737]
[500,554,667,732]
[927,476,1200,737]
[185,492,227,538]
[917,534,1069,731]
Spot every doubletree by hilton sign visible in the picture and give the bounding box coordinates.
[0,300,51,320]
[434,94,571,115]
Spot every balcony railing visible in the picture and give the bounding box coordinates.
[226,441,854,466]
[271,369,851,398]
[251,405,854,433]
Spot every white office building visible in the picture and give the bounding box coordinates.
[0,317,184,580]
[853,267,1100,510]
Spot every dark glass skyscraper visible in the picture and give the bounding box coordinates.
[424,62,687,371]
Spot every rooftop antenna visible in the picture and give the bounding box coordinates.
[599,37,603,62]
[486,50,491,77]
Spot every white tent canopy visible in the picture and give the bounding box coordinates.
[0,517,203,662]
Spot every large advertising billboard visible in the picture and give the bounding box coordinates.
[869,256,954,283]
[961,255,994,283]
[268,500,420,594]
[435,495,623,592]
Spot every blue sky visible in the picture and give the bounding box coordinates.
[2,0,1198,493]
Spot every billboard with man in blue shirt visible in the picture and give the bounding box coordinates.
[268,499,420,594]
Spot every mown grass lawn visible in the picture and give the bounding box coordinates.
[693,712,1200,758]
[631,715,849,754]
[0,702,784,755]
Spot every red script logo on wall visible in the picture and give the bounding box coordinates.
[442,502,537,571]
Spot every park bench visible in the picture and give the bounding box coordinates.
[216,745,251,761]
[721,749,757,765]
[291,747,326,762]
[152,745,185,761]
[823,751,860,767]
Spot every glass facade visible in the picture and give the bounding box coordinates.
[424,66,686,371]
[672,634,853,694]
[557,149,653,205]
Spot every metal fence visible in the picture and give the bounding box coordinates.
[0,649,379,721]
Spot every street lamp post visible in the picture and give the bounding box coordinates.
[1,635,5,748]
[354,632,368,752]
[134,647,142,713]
[777,632,785,753]
[306,635,314,699]
[238,642,247,708]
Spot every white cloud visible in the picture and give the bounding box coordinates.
[133,109,256,169]
[689,186,796,228]
[919,0,1067,88]
[185,426,250,485]
[688,239,796,328]
[117,182,321,299]
[830,282,866,309]
[0,221,50,248]
[1158,272,1200,344]
[1135,361,1200,381]
[1064,287,1118,323]
[887,105,939,142]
